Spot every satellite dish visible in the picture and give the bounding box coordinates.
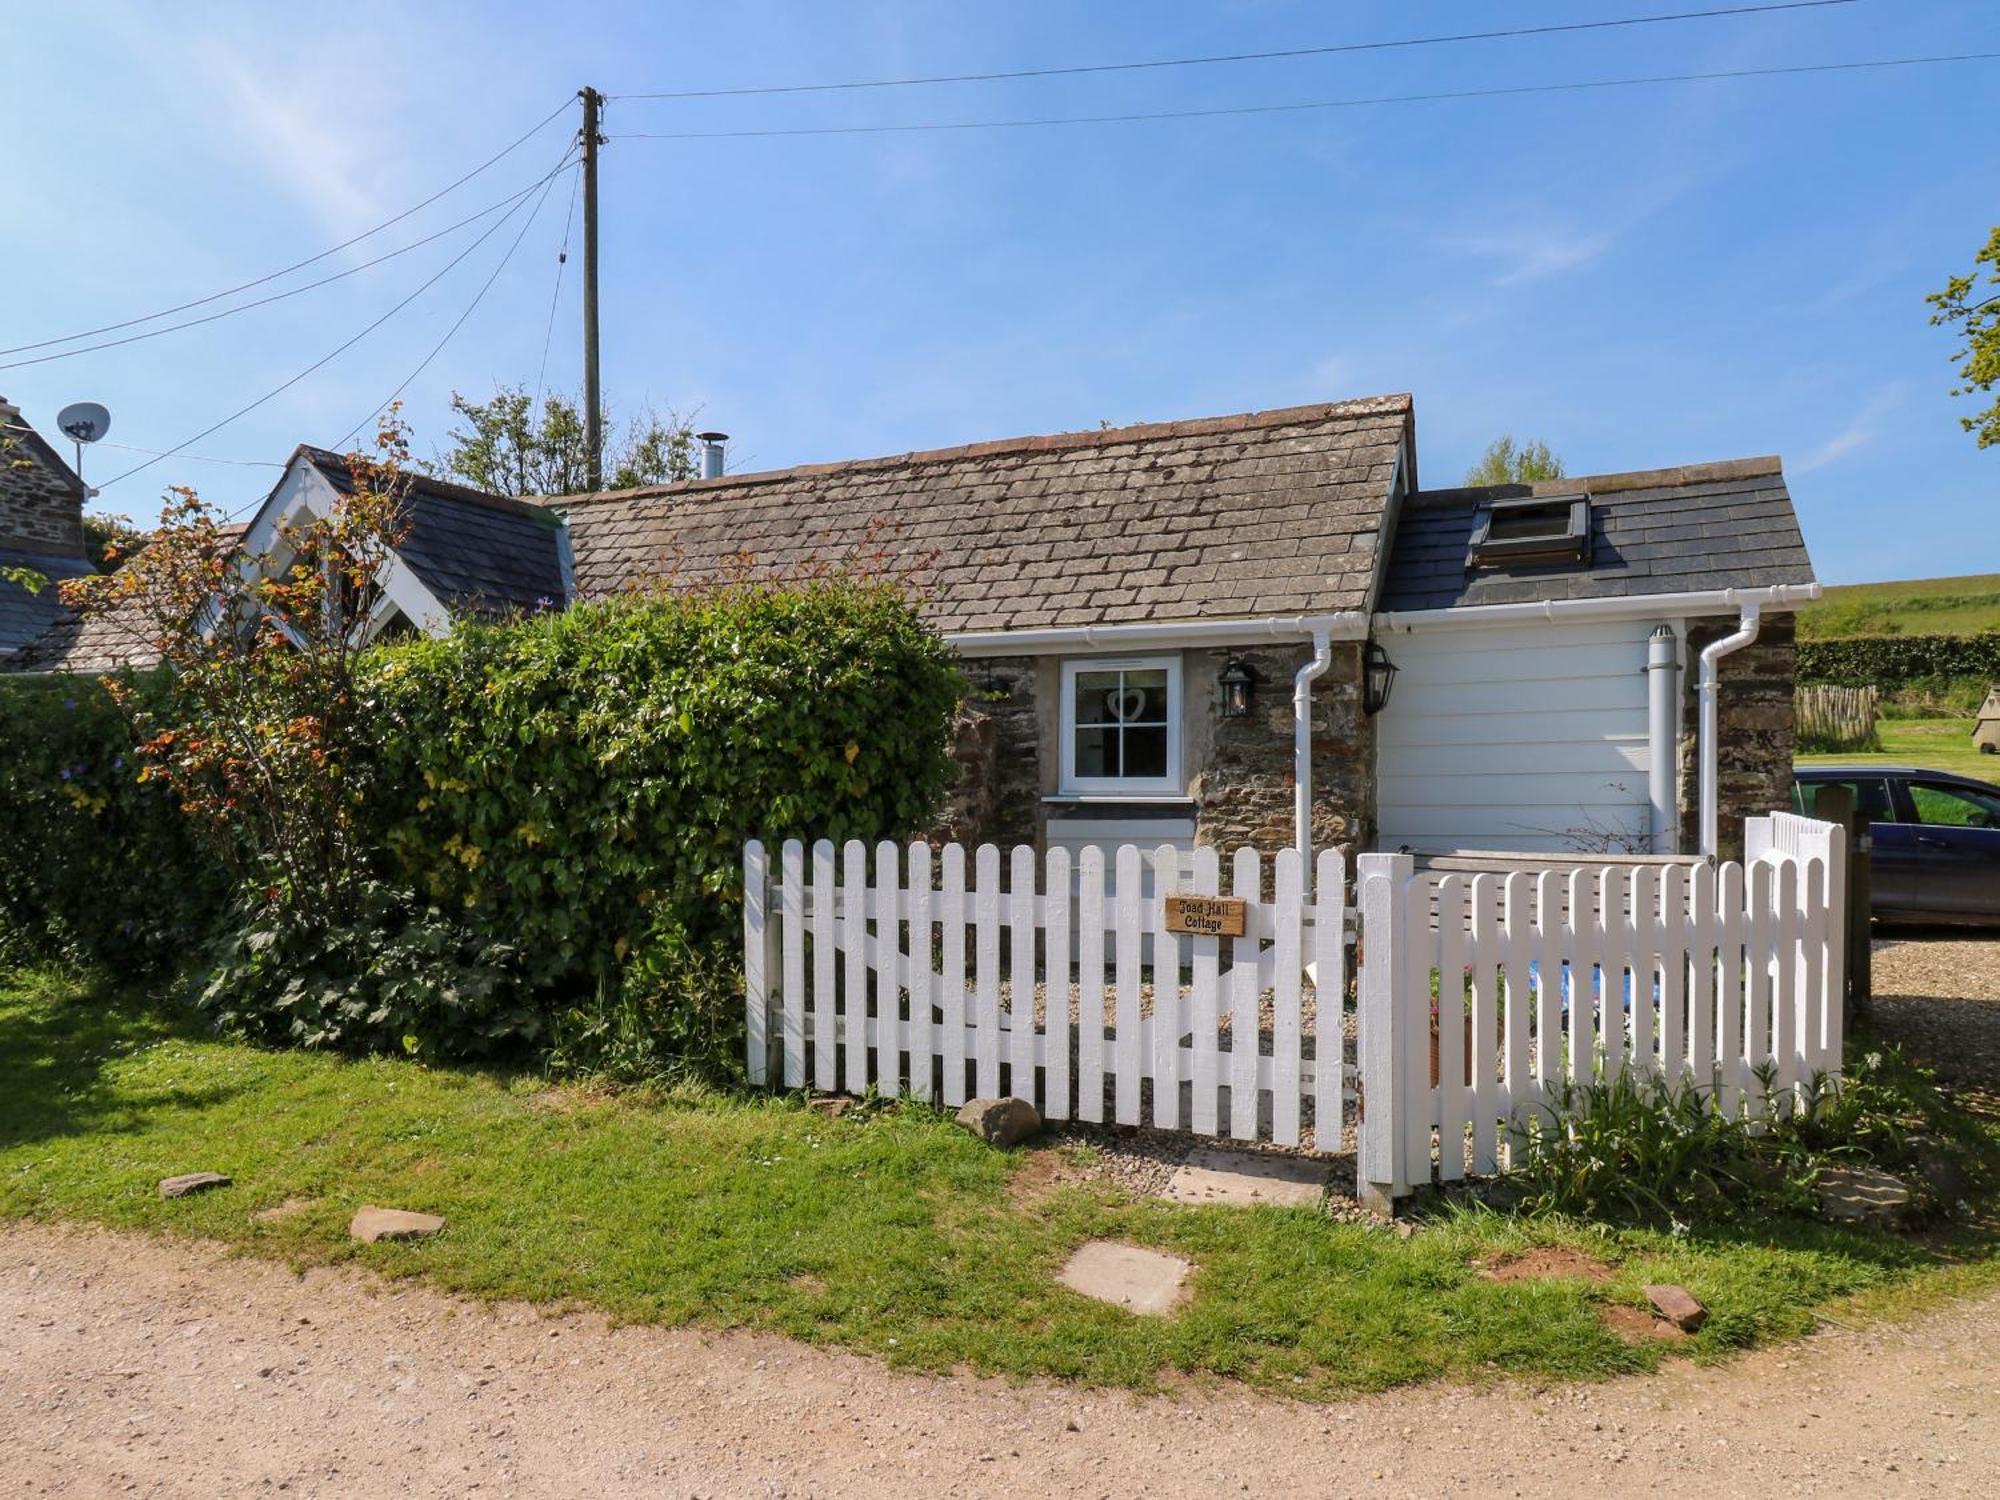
[57,401,111,444]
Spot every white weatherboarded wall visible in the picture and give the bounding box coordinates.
[1375,618,1664,853]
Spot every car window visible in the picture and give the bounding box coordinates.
[1907,782,2000,829]
[1795,777,1896,826]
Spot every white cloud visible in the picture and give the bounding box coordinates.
[1792,383,1906,475]
[1442,226,1616,288]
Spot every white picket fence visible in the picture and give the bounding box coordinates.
[742,840,1351,1146]
[743,812,1846,1208]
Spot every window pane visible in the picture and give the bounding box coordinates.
[1909,784,2000,828]
[1073,671,1123,726]
[1122,669,1170,724]
[1074,726,1117,779]
[1123,724,1169,778]
[1804,778,1895,826]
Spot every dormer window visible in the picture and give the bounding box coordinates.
[1465,493,1592,569]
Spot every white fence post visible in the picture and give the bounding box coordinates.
[1357,851,1412,1213]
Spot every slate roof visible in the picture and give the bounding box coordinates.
[298,448,567,618]
[552,397,1414,632]
[1379,458,1816,612]
[0,548,95,658]
[6,525,249,675]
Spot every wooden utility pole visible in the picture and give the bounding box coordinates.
[579,86,605,491]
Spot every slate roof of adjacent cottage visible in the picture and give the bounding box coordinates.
[7,525,251,675]
[0,547,96,659]
[551,396,1414,632]
[298,448,568,618]
[1379,457,1816,612]
[1,401,90,655]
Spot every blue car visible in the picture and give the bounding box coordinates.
[1792,766,2000,928]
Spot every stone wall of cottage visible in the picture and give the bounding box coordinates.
[935,643,1373,860]
[0,402,85,557]
[1678,611,1798,862]
[1187,642,1373,860]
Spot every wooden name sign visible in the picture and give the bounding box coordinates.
[1163,894,1249,938]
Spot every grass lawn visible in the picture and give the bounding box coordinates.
[5,967,1999,1398]
[1798,718,1997,784]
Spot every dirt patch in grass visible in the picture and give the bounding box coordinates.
[1006,1146,1113,1208]
[250,1196,314,1224]
[1478,1247,1615,1283]
[787,1272,828,1296]
[1599,1304,1690,1345]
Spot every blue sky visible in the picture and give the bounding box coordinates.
[2,1,1995,581]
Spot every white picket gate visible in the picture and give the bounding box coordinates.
[743,812,1847,1208]
[742,840,1351,1147]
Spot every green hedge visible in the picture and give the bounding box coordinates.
[1797,633,2000,687]
[0,673,227,968]
[365,581,965,1002]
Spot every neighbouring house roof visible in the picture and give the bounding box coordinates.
[297,448,568,618]
[0,547,96,659]
[7,524,250,675]
[1378,457,1816,613]
[551,396,1415,632]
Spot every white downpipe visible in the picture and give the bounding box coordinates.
[1294,627,1334,894]
[1646,624,1679,854]
[1698,604,1762,859]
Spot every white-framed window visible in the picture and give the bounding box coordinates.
[1058,655,1183,796]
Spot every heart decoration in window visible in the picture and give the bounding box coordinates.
[1102,686,1148,722]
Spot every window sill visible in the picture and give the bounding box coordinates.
[1044,795,1197,819]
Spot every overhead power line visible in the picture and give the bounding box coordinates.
[97,150,575,495]
[534,163,583,412]
[0,165,573,373]
[614,1,1858,100]
[332,160,575,454]
[613,52,1999,140]
[0,96,574,360]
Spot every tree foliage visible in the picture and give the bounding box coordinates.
[1928,225,2000,448]
[1465,435,1565,486]
[433,385,697,496]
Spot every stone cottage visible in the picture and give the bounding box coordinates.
[0,396,96,661]
[14,393,1819,864]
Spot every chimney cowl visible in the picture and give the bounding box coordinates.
[696,430,729,481]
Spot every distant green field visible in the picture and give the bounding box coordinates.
[1796,718,1997,783]
[1797,574,2000,641]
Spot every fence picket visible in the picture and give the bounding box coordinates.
[1154,845,1192,1131]
[1602,867,1632,1084]
[1273,849,1304,1147]
[1533,870,1560,1106]
[1009,845,1038,1102]
[1468,874,1498,1176]
[1717,860,1745,1116]
[1800,854,1828,1078]
[1078,847,1107,1123]
[1313,849,1344,1149]
[1570,870,1597,1084]
[1436,876,1468,1183]
[1628,867,1656,1075]
[1688,860,1716,1093]
[781,840,807,1088]
[939,844,968,1107]
[1659,864,1687,1084]
[743,840,770,1087]
[1045,848,1072,1121]
[811,840,837,1091]
[1229,847,1261,1141]
[1771,856,1800,1108]
[872,841,900,1092]
[1190,844,1221,1136]
[974,845,1002,1100]
[907,842,934,1104]
[1744,859,1774,1109]
[1113,845,1143,1125]
[842,841,868,1094]
[1502,872,1531,1167]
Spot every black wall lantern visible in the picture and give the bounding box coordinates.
[1218,657,1256,719]
[1362,639,1399,715]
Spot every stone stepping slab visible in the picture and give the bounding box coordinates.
[1056,1240,1191,1317]
[1160,1147,1330,1208]
[349,1207,446,1244]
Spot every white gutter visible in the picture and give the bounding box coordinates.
[1294,627,1334,892]
[1376,582,1820,633]
[945,611,1369,658]
[1698,604,1762,859]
